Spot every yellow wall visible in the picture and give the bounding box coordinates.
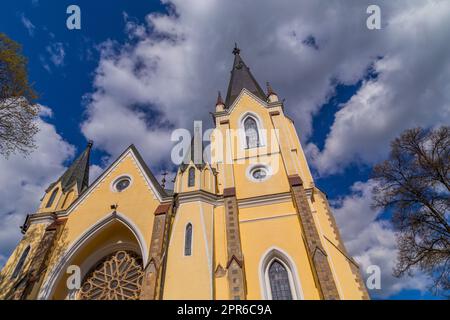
[238,201,321,299]
[38,151,163,299]
[0,223,48,299]
[1,90,367,300]
[163,201,214,299]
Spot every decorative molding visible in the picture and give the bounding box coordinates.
[223,187,236,198]
[224,195,246,300]
[28,212,57,226]
[213,88,270,117]
[239,213,297,224]
[269,111,280,116]
[237,192,291,208]
[289,174,340,300]
[140,203,171,300]
[37,211,149,300]
[61,147,171,218]
[177,190,220,206]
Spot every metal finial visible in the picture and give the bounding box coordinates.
[266,81,276,96]
[232,43,240,55]
[161,171,168,189]
[216,91,224,105]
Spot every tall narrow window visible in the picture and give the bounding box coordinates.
[188,167,195,187]
[268,260,293,300]
[46,188,59,208]
[61,191,74,209]
[184,223,193,256]
[11,245,30,279]
[244,117,259,148]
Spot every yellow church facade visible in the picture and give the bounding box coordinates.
[0,47,369,300]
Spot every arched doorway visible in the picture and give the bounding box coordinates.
[40,213,148,300]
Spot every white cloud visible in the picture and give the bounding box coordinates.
[82,0,450,178]
[309,1,450,174]
[0,105,75,268]
[20,13,35,36]
[89,164,104,183]
[332,179,430,298]
[82,0,403,167]
[46,42,66,67]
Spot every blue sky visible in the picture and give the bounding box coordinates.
[1,0,449,300]
[0,0,166,166]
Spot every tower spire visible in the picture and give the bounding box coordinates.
[266,82,276,96]
[224,45,266,107]
[266,81,279,102]
[216,91,224,106]
[47,140,93,194]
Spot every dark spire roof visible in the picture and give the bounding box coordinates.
[216,91,224,106]
[180,129,205,172]
[266,81,277,97]
[225,44,266,107]
[48,141,93,194]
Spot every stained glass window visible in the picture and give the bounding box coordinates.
[188,167,195,187]
[244,117,260,148]
[78,251,144,300]
[115,177,130,192]
[185,223,193,256]
[268,260,293,300]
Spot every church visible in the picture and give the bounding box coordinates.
[0,46,369,300]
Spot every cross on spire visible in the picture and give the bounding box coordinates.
[225,44,265,106]
[232,43,240,55]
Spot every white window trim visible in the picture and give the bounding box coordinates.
[238,112,266,150]
[259,247,304,300]
[246,164,272,182]
[110,174,134,193]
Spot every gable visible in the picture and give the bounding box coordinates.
[62,145,170,217]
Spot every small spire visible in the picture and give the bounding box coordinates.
[266,82,277,96]
[232,42,240,55]
[87,140,94,148]
[161,171,168,189]
[225,44,266,106]
[216,91,224,106]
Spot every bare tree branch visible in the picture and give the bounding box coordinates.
[0,33,39,158]
[372,126,450,297]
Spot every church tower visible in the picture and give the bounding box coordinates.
[162,45,368,300]
[0,46,368,300]
[0,141,92,300]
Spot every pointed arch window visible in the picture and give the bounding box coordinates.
[268,260,293,300]
[11,245,30,279]
[46,188,59,208]
[261,249,301,300]
[61,190,74,209]
[184,223,193,256]
[244,117,260,149]
[188,167,195,187]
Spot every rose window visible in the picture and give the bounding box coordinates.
[78,250,144,300]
